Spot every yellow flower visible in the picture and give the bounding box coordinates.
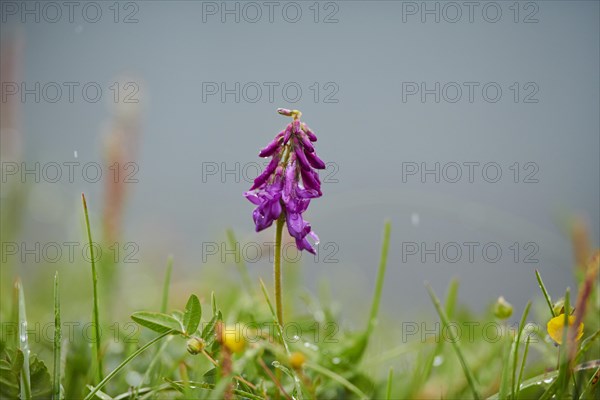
[289,351,306,369]
[546,314,584,344]
[221,325,245,353]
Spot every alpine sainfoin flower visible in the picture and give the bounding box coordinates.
[245,108,325,254]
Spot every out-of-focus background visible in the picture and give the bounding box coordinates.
[1,1,599,326]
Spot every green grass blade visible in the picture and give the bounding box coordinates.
[556,288,571,398]
[515,336,531,399]
[489,370,558,399]
[137,335,174,388]
[81,193,103,382]
[366,220,392,337]
[385,367,393,400]
[53,272,61,400]
[226,229,254,295]
[160,256,173,313]
[259,279,289,354]
[539,379,559,400]
[426,283,480,400]
[304,362,368,399]
[498,334,512,400]
[410,279,459,398]
[444,278,460,318]
[576,328,600,362]
[83,331,172,400]
[512,301,532,398]
[579,366,600,399]
[535,270,556,318]
[16,279,32,400]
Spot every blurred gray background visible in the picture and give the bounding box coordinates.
[1,1,599,323]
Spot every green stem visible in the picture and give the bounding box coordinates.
[83,331,172,400]
[82,193,103,383]
[367,221,391,336]
[274,213,285,326]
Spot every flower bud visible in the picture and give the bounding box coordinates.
[552,299,571,316]
[289,351,306,369]
[186,336,205,355]
[493,296,513,319]
[277,108,293,116]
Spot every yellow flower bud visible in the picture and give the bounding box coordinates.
[186,336,205,355]
[552,299,566,316]
[547,314,584,344]
[289,351,306,369]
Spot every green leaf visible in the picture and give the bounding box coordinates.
[131,312,183,334]
[200,312,219,343]
[29,356,52,399]
[182,295,201,336]
[0,348,52,400]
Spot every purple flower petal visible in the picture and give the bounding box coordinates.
[250,155,279,190]
[244,191,261,205]
[283,124,293,145]
[292,120,302,134]
[283,158,296,203]
[294,139,311,171]
[301,168,321,194]
[299,132,314,152]
[302,124,317,142]
[305,150,326,169]
[258,132,283,157]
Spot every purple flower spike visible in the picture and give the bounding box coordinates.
[245,109,326,253]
